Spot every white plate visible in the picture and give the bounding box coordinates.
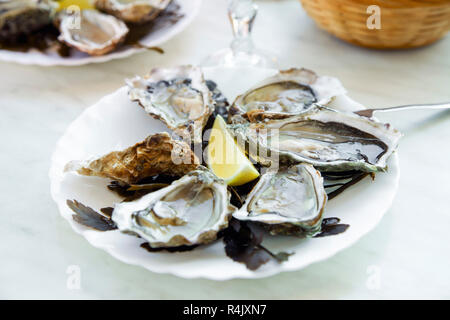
[49,67,400,280]
[0,0,201,66]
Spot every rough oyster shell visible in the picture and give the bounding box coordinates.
[233,164,327,236]
[230,68,346,122]
[94,0,171,24]
[57,9,129,56]
[65,132,199,184]
[112,166,235,248]
[127,65,215,144]
[0,0,57,42]
[232,105,401,172]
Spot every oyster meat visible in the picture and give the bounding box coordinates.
[233,164,327,236]
[0,0,57,42]
[127,65,215,144]
[94,0,171,24]
[230,68,346,122]
[112,166,236,248]
[65,132,199,184]
[57,9,129,56]
[232,105,401,172]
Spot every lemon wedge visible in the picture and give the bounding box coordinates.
[57,0,94,11]
[207,115,260,186]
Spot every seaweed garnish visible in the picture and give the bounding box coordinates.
[223,219,293,270]
[323,171,370,200]
[67,200,117,231]
[108,182,169,201]
[141,242,198,253]
[231,177,260,201]
[100,207,114,218]
[123,1,183,52]
[201,79,231,159]
[0,24,69,55]
[206,79,230,121]
[107,175,176,200]
[314,217,349,238]
[228,186,244,208]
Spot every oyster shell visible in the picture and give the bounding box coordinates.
[94,0,171,24]
[232,105,401,172]
[0,0,57,42]
[127,65,215,144]
[65,132,199,184]
[233,164,326,236]
[112,166,235,248]
[230,68,346,122]
[57,9,129,56]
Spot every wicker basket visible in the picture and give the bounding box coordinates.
[299,0,450,49]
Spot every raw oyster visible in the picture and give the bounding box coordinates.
[57,9,128,56]
[112,166,235,248]
[65,132,199,184]
[94,0,171,24]
[233,164,327,236]
[232,105,401,172]
[127,66,215,144]
[230,68,346,122]
[0,0,57,42]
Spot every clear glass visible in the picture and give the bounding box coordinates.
[201,0,278,68]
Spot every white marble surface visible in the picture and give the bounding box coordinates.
[0,0,449,299]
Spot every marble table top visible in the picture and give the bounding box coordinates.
[0,0,449,299]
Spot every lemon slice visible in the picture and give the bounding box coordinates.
[57,0,94,11]
[207,115,260,186]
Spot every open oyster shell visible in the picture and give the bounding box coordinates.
[112,166,235,248]
[232,105,401,172]
[94,0,171,24]
[127,65,215,144]
[57,9,129,56]
[0,0,57,42]
[233,164,327,236]
[229,68,346,122]
[65,132,199,184]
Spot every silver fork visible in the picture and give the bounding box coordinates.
[354,102,450,118]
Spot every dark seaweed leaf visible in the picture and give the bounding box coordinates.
[228,186,244,208]
[123,1,183,48]
[272,251,293,262]
[223,219,292,270]
[100,207,114,218]
[140,242,198,253]
[130,44,164,54]
[206,79,230,119]
[231,177,260,201]
[323,171,370,200]
[107,180,135,197]
[314,217,349,238]
[108,178,172,201]
[67,200,117,231]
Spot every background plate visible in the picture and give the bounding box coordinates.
[49,66,400,280]
[0,0,201,66]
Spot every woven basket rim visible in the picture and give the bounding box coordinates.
[309,0,450,9]
[299,0,450,49]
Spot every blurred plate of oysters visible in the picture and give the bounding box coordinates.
[0,0,201,66]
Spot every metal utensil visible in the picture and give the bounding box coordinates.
[354,102,450,118]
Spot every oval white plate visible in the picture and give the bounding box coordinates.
[0,0,201,66]
[49,67,400,280]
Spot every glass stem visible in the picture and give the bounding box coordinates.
[228,0,257,56]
